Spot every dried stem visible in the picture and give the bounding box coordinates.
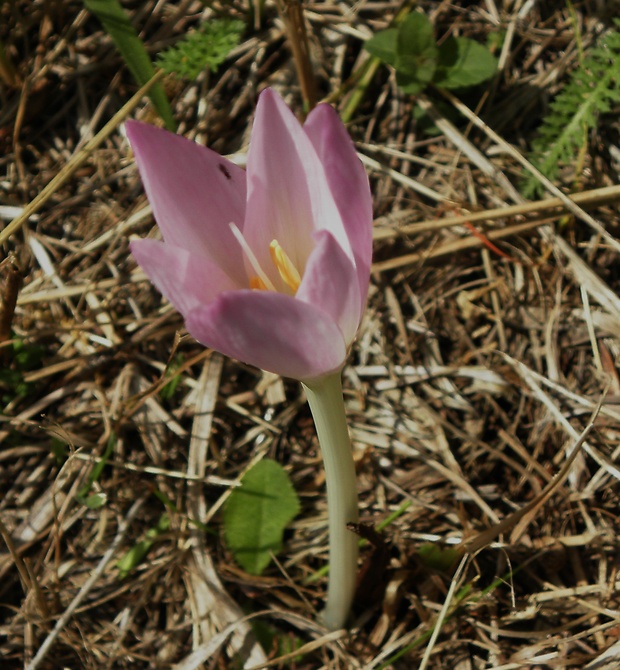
[276,0,318,113]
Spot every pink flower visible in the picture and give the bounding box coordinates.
[128,89,372,382]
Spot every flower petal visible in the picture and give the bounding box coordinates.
[185,291,347,381]
[131,239,240,316]
[126,121,248,286]
[296,230,361,345]
[243,89,352,287]
[303,104,373,306]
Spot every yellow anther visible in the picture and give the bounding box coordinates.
[269,240,301,293]
[230,223,303,294]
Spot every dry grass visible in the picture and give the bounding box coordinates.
[1,1,620,668]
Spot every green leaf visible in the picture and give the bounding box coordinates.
[12,339,44,370]
[364,28,399,66]
[50,438,69,464]
[365,14,439,94]
[83,0,175,130]
[159,354,184,401]
[522,23,620,197]
[157,19,245,80]
[117,514,170,578]
[75,433,116,508]
[395,12,438,84]
[224,459,300,575]
[433,37,497,89]
[252,620,304,660]
[396,71,427,95]
[81,492,108,509]
[487,29,506,52]
[418,542,459,572]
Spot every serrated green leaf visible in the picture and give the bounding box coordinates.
[395,13,438,84]
[224,459,300,575]
[83,0,175,130]
[433,37,497,89]
[523,23,620,197]
[157,20,245,80]
[364,28,399,66]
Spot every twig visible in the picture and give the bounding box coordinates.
[372,219,545,272]
[418,555,469,670]
[1,71,164,248]
[437,87,620,256]
[0,254,22,347]
[372,184,620,241]
[275,0,317,113]
[26,498,145,670]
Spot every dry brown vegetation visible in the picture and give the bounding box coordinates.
[1,1,620,668]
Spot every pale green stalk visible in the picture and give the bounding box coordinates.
[302,372,359,630]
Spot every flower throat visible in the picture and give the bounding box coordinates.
[229,223,301,294]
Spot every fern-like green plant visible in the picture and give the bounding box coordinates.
[156,19,245,80]
[524,22,620,197]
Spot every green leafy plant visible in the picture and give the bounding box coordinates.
[83,0,175,130]
[523,22,620,197]
[223,459,300,575]
[365,11,497,94]
[117,514,170,578]
[50,438,70,464]
[75,433,117,509]
[159,353,184,401]
[156,19,245,80]
[0,338,44,405]
[252,620,304,661]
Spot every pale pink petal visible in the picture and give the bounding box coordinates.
[131,239,240,316]
[185,291,347,381]
[303,104,373,306]
[126,121,248,286]
[296,231,361,345]
[243,89,352,285]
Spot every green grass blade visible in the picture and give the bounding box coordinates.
[83,0,175,130]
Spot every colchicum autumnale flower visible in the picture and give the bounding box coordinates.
[128,88,373,629]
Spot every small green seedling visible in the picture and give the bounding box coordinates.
[117,514,171,578]
[157,19,245,80]
[365,12,497,94]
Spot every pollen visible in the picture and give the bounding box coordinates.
[269,240,301,293]
[249,275,268,291]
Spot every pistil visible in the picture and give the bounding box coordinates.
[229,223,277,292]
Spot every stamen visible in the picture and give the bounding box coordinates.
[269,240,301,293]
[229,223,276,292]
[249,276,268,291]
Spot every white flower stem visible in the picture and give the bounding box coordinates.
[302,372,359,630]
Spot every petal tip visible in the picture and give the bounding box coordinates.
[124,119,149,146]
[258,87,276,102]
[125,120,178,157]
